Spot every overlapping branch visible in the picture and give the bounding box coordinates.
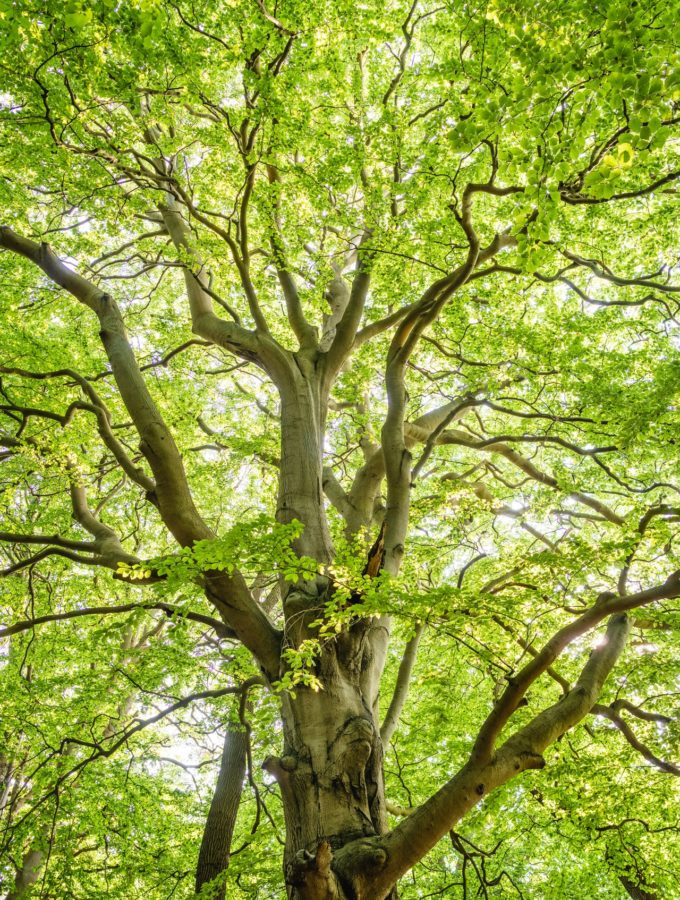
[0,602,231,641]
[0,226,281,677]
[591,704,679,776]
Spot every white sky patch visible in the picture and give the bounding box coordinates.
[129,332,149,352]
[634,643,659,655]
[0,92,22,112]
[144,724,221,789]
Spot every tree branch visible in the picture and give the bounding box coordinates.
[380,623,425,744]
[591,704,679,776]
[0,226,282,677]
[350,614,632,895]
[0,602,232,641]
[265,166,318,349]
[470,575,680,764]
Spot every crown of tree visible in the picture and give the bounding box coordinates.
[1,2,678,898]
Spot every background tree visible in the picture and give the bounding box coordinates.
[1,0,679,898]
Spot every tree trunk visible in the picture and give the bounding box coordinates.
[619,877,657,900]
[6,849,43,900]
[266,623,391,900]
[270,360,394,898]
[195,723,247,898]
[277,356,333,565]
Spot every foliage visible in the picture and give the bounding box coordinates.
[1,0,679,897]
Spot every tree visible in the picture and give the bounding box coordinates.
[1,0,679,897]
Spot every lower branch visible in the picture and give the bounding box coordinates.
[331,614,632,898]
[380,623,424,745]
[0,602,231,641]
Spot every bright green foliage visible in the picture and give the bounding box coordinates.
[1,0,679,897]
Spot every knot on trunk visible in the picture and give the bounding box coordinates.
[330,717,374,798]
[262,754,298,781]
[517,750,546,771]
[332,837,389,900]
[287,840,343,897]
[283,580,333,634]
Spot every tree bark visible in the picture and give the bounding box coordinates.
[277,355,333,564]
[6,849,44,900]
[266,625,390,900]
[619,875,658,900]
[195,724,248,899]
[270,362,394,898]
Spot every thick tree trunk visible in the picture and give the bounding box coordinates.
[271,361,393,898]
[195,724,247,898]
[267,625,390,900]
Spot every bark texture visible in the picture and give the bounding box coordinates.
[269,629,388,895]
[619,876,658,900]
[195,725,248,899]
[5,849,43,900]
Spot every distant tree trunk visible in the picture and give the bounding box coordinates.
[619,875,658,900]
[604,839,659,900]
[6,849,43,900]
[195,724,248,899]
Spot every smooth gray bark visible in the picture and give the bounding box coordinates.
[6,849,44,900]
